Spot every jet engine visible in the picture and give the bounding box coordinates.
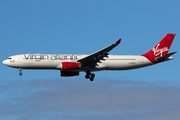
[57,62,80,77]
[61,62,80,70]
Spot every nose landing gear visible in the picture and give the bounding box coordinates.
[19,68,22,76]
[85,70,95,81]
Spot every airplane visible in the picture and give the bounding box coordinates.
[2,34,176,81]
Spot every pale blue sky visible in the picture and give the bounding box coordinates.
[0,0,180,120]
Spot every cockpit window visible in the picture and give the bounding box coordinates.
[7,58,12,59]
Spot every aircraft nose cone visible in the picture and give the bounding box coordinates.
[2,60,5,64]
[2,60,8,65]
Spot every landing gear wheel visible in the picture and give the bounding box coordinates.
[19,72,22,76]
[90,77,94,81]
[85,74,90,79]
[85,71,95,81]
[85,71,91,79]
[91,73,95,78]
[19,68,22,76]
[90,73,95,81]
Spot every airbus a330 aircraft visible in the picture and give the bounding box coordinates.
[3,34,176,81]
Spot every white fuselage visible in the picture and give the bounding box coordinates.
[2,34,176,81]
[3,54,153,71]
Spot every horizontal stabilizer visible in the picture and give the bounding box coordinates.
[155,51,177,62]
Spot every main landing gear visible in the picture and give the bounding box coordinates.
[19,68,22,76]
[85,71,95,81]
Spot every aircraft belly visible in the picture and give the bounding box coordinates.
[104,60,137,70]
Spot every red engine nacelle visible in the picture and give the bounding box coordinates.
[61,62,80,70]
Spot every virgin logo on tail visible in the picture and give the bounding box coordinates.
[152,43,169,57]
[142,34,175,63]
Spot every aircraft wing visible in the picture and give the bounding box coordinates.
[77,39,121,65]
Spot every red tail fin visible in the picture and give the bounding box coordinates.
[142,34,176,63]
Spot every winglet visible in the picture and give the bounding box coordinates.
[115,39,121,44]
